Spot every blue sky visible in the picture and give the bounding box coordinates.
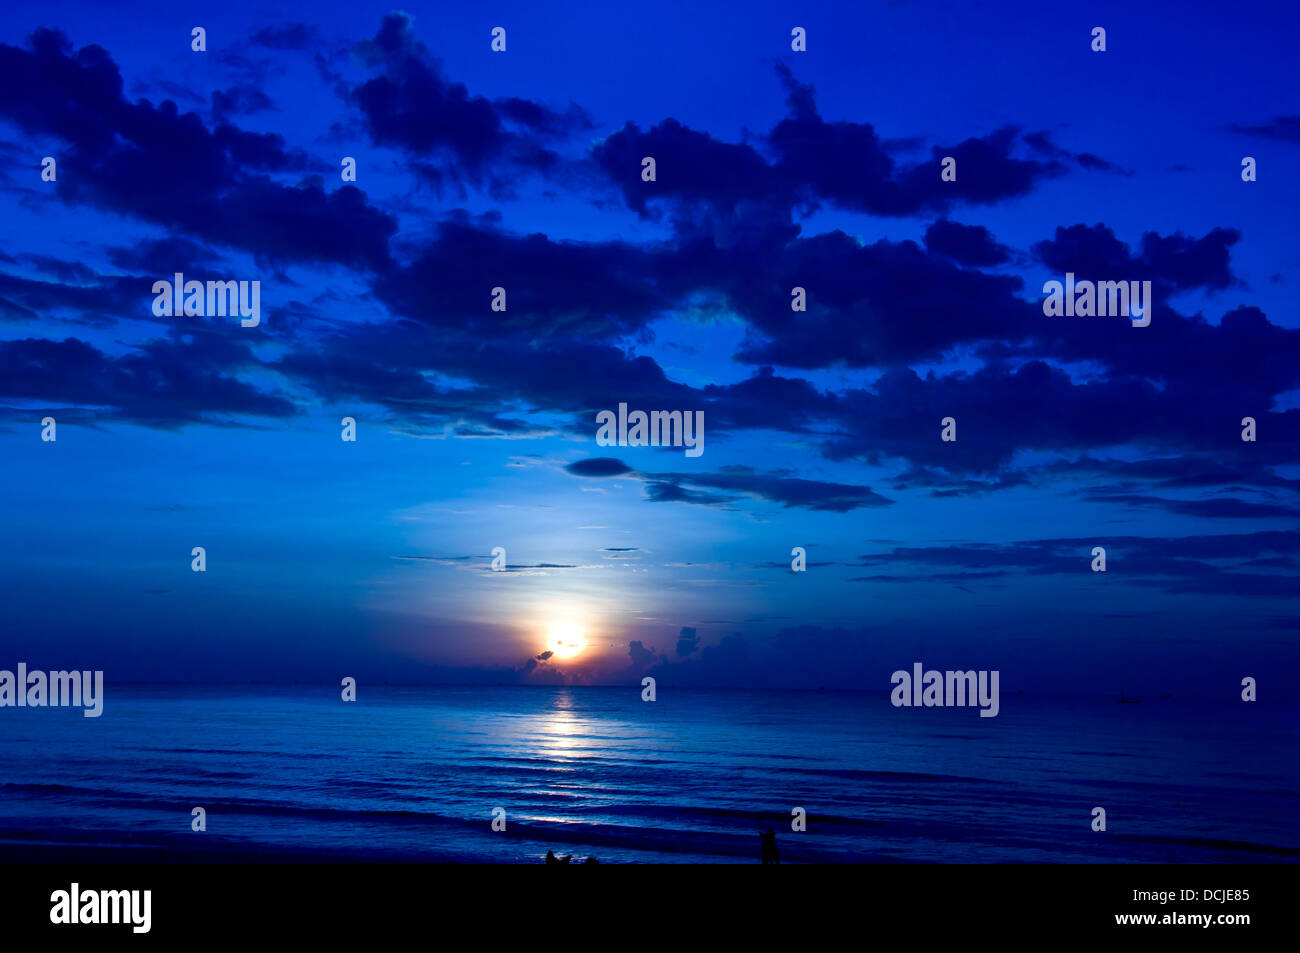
[0,0,1296,697]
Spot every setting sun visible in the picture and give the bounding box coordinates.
[546,621,586,659]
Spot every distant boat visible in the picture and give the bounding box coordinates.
[1117,690,1141,704]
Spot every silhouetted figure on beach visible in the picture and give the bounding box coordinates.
[545,850,572,864]
[759,829,780,864]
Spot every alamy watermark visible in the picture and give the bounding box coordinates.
[50,883,150,933]
[1042,273,1152,327]
[152,272,260,327]
[890,662,1000,717]
[596,402,704,457]
[0,664,103,717]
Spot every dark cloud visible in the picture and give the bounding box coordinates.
[1080,493,1298,520]
[1023,130,1132,175]
[646,466,893,512]
[627,640,659,667]
[769,66,1065,215]
[1049,456,1300,494]
[563,457,890,512]
[850,571,1007,583]
[106,237,224,274]
[211,85,274,122]
[0,268,146,327]
[676,626,700,657]
[375,217,688,340]
[853,532,1300,598]
[277,276,708,433]
[3,18,1296,533]
[891,466,1032,497]
[701,366,839,434]
[593,118,780,216]
[1225,116,1300,144]
[0,28,396,269]
[250,24,322,50]
[923,219,1013,267]
[347,13,589,187]
[1032,223,1240,292]
[728,230,1036,369]
[0,329,295,427]
[566,458,634,477]
[823,357,1300,475]
[644,482,733,506]
[594,64,1072,221]
[649,633,751,686]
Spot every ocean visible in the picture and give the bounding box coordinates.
[1,685,1296,863]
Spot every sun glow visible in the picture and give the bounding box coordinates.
[546,620,586,659]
